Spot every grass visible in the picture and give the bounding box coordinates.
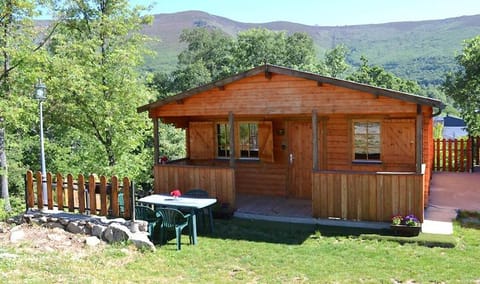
[1,217,479,283]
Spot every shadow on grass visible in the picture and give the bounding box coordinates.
[203,217,390,245]
[197,218,456,248]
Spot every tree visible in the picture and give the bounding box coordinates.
[324,44,349,78]
[46,0,155,179]
[177,28,234,81]
[444,36,480,135]
[347,56,421,93]
[153,27,325,96]
[0,0,57,209]
[234,28,322,73]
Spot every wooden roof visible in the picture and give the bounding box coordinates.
[137,64,445,113]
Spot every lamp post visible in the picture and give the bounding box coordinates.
[34,80,47,206]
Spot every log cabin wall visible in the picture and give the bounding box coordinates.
[149,71,437,202]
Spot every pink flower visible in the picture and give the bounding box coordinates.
[170,189,182,197]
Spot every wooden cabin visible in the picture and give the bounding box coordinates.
[138,64,444,223]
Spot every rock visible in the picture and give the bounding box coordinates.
[91,224,106,238]
[47,217,59,223]
[136,220,148,232]
[10,229,25,243]
[59,218,69,226]
[85,236,101,247]
[22,214,33,224]
[44,222,65,230]
[130,232,156,251]
[47,233,66,242]
[103,223,131,243]
[38,216,48,223]
[66,222,83,234]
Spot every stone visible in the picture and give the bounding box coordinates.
[130,232,156,251]
[47,217,59,223]
[91,224,106,238]
[103,223,131,243]
[44,222,65,230]
[66,222,83,234]
[22,214,33,223]
[12,211,157,251]
[38,216,48,223]
[85,236,101,247]
[132,220,148,232]
[10,229,25,243]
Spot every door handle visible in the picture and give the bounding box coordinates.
[289,153,294,164]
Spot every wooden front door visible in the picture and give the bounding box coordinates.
[287,121,313,199]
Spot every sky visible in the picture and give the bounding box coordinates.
[130,0,480,26]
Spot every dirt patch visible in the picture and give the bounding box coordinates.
[0,221,106,255]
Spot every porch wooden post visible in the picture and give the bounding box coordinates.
[228,111,235,168]
[153,118,159,165]
[312,110,319,171]
[416,105,423,173]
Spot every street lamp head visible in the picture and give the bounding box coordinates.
[34,79,47,101]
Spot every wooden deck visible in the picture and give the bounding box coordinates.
[235,194,311,218]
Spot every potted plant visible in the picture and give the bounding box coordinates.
[390,214,421,237]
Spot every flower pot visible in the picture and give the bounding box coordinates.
[390,224,421,237]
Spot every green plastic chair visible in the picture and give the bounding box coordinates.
[135,205,162,243]
[183,189,214,233]
[156,208,192,250]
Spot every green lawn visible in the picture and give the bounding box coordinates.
[1,217,479,283]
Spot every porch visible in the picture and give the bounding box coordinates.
[153,163,426,223]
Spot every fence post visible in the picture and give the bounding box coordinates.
[111,176,119,217]
[36,171,43,209]
[67,174,74,212]
[78,174,86,214]
[25,171,34,211]
[47,172,53,209]
[56,173,64,211]
[100,175,108,216]
[442,139,446,171]
[89,175,96,215]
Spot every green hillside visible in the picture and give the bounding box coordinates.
[141,11,480,86]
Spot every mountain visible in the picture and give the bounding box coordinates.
[142,11,480,86]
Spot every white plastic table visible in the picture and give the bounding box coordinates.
[137,194,217,245]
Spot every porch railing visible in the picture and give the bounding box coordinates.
[153,164,235,207]
[433,137,480,172]
[25,171,133,219]
[312,171,424,222]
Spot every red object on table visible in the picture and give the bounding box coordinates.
[170,189,182,197]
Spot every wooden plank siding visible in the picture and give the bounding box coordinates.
[235,163,287,196]
[150,74,417,119]
[153,164,235,206]
[312,171,424,222]
[142,66,442,223]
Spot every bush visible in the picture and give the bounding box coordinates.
[0,194,25,221]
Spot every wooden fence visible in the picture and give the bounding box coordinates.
[154,164,235,207]
[312,171,425,222]
[25,171,133,219]
[433,137,480,172]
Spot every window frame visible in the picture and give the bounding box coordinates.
[215,122,230,159]
[237,122,259,160]
[352,120,382,164]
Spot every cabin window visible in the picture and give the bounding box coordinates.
[353,121,381,162]
[216,123,230,158]
[239,123,259,159]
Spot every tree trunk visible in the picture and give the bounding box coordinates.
[0,126,10,211]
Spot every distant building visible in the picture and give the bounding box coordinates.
[434,115,468,139]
